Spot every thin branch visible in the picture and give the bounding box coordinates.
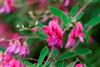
[24,58,38,62]
[73,3,89,19]
[86,26,93,32]
[63,3,89,34]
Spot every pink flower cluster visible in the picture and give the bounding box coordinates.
[65,22,84,48]
[6,33,29,57]
[0,52,25,67]
[43,18,63,48]
[0,0,15,14]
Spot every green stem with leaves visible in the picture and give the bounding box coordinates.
[43,47,54,67]
[73,3,89,19]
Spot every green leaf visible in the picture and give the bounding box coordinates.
[45,62,50,67]
[61,13,69,26]
[4,13,16,23]
[93,0,100,3]
[26,38,40,46]
[38,46,49,64]
[51,49,59,58]
[0,47,5,52]
[76,12,84,20]
[49,0,61,2]
[49,6,63,18]
[56,61,64,67]
[37,22,44,28]
[75,48,92,56]
[36,30,47,40]
[66,61,76,67]
[70,5,79,17]
[84,31,92,44]
[85,0,93,3]
[23,61,36,67]
[49,6,69,27]
[84,16,100,29]
[20,30,32,36]
[49,62,55,67]
[49,0,54,2]
[38,64,43,67]
[58,52,76,61]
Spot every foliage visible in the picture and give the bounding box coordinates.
[0,0,100,67]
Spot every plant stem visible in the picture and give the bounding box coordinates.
[24,58,38,62]
[43,47,54,67]
[63,3,89,34]
[86,26,92,32]
[74,3,89,19]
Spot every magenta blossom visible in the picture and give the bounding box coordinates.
[65,22,84,48]
[0,53,25,67]
[6,40,21,55]
[6,33,29,57]
[63,0,75,7]
[41,17,48,23]
[75,64,83,67]
[58,4,69,15]
[0,52,3,62]
[6,40,29,57]
[11,33,19,40]
[0,23,11,38]
[19,42,29,57]
[31,27,38,32]
[65,29,76,48]
[76,22,84,43]
[0,40,9,48]
[10,60,25,67]
[43,18,63,48]
[63,0,70,6]
[0,0,15,14]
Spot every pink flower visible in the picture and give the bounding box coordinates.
[6,33,29,57]
[32,27,38,32]
[41,17,48,23]
[65,29,76,48]
[19,42,29,57]
[75,64,83,67]
[11,33,19,40]
[43,18,63,48]
[58,4,69,15]
[76,22,84,43]
[65,22,84,48]
[6,40,21,55]
[63,0,70,6]
[0,23,11,38]
[1,53,25,67]
[10,59,25,67]
[3,54,12,62]
[63,0,75,7]
[0,40,9,48]
[0,52,3,62]
[0,0,15,14]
